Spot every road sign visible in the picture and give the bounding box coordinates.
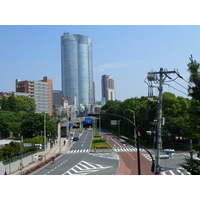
[68,123,74,127]
[111,120,118,125]
[85,117,92,124]
[23,143,32,147]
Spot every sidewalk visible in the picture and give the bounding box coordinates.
[10,138,70,175]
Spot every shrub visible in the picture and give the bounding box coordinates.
[92,138,106,143]
[93,144,109,149]
[93,135,102,138]
[23,153,61,175]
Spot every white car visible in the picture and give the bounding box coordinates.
[35,144,43,149]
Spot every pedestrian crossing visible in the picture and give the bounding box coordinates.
[113,147,146,152]
[65,149,90,154]
[142,153,153,161]
[161,169,190,175]
[65,147,140,154]
[113,147,137,152]
[63,160,112,175]
[65,148,138,154]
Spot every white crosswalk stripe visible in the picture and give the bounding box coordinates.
[161,169,190,175]
[113,147,137,152]
[65,149,90,154]
[142,153,153,161]
[63,160,112,175]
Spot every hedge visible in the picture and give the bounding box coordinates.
[93,144,110,149]
[92,138,106,143]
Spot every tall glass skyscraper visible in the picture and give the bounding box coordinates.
[61,32,94,110]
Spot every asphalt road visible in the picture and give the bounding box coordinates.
[32,128,191,175]
[102,130,191,175]
[102,130,154,175]
[32,129,119,175]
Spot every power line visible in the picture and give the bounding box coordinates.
[173,80,188,91]
[181,77,194,87]
[164,72,191,94]
[175,71,194,87]
[164,83,188,96]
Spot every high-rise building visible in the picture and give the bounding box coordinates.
[16,76,53,115]
[101,75,115,102]
[61,32,94,111]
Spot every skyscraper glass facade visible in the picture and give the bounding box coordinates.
[61,33,94,108]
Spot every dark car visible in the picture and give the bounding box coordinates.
[73,137,79,141]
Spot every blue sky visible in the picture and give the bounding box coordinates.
[0,25,200,101]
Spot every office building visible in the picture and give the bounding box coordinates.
[61,32,94,111]
[52,90,71,115]
[0,91,29,99]
[16,76,53,115]
[101,75,115,102]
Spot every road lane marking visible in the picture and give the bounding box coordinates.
[169,170,175,175]
[82,161,96,168]
[79,163,90,169]
[127,152,136,160]
[44,159,68,175]
[63,160,113,175]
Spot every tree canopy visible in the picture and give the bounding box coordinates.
[0,95,36,113]
[0,95,57,138]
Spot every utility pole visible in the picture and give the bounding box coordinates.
[147,68,176,174]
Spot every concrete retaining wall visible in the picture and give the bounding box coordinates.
[0,143,50,175]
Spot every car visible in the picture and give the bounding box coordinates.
[73,137,79,141]
[35,144,43,149]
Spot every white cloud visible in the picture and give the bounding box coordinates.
[94,60,141,72]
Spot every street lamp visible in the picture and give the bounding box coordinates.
[126,109,136,147]
[88,113,141,175]
[44,113,47,161]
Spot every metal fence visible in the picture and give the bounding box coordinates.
[2,149,43,165]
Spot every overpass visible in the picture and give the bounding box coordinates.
[59,119,84,136]
[60,118,92,135]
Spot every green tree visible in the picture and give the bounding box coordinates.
[0,111,22,137]
[100,97,157,142]
[0,141,22,161]
[162,92,190,141]
[0,95,36,113]
[15,96,36,113]
[177,56,200,174]
[188,55,200,101]
[180,157,200,175]
[20,113,57,138]
[187,56,200,143]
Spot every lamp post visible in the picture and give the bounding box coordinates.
[44,113,47,161]
[88,113,141,175]
[126,109,136,147]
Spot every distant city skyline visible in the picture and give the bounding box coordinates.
[0,25,199,101]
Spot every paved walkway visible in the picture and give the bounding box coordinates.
[10,138,70,175]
